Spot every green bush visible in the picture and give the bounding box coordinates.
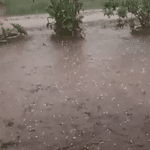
[104,0,119,11]
[103,0,150,29]
[135,0,150,28]
[45,0,84,38]
[117,7,127,18]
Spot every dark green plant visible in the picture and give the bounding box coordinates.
[45,0,84,37]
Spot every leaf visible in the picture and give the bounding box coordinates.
[45,0,84,36]
[75,2,83,13]
[62,17,72,25]
[77,19,83,24]
[58,0,65,11]
[1,27,14,37]
[11,23,27,35]
[50,24,53,29]
[46,23,49,28]
[46,22,55,29]
[46,5,53,9]
[78,15,84,20]
[1,27,7,37]
[63,23,73,29]
[50,0,59,11]
[45,6,55,18]
[7,28,15,35]
[63,0,76,20]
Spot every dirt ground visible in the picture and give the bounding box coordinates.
[0,10,150,150]
[0,9,133,29]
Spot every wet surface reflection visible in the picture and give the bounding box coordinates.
[0,26,150,149]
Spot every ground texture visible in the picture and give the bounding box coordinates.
[0,10,150,150]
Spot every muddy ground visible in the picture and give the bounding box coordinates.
[0,12,150,150]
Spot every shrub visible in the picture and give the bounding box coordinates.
[104,0,119,11]
[117,7,127,18]
[103,0,119,18]
[45,0,84,38]
[103,0,150,30]
[134,0,150,28]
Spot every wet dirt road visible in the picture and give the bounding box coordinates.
[0,23,150,150]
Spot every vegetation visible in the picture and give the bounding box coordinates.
[45,0,84,38]
[103,0,150,31]
[104,0,119,11]
[0,23,27,43]
[1,0,117,16]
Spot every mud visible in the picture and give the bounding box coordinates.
[0,20,150,150]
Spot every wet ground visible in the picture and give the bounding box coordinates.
[0,20,150,150]
[0,9,132,29]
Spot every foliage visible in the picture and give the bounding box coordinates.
[0,23,27,43]
[104,8,114,19]
[11,23,27,35]
[1,27,14,38]
[3,0,114,16]
[104,0,119,18]
[104,0,119,10]
[45,0,84,38]
[128,17,136,29]
[117,7,127,18]
[121,0,139,14]
[115,18,128,29]
[103,0,150,30]
[134,0,150,28]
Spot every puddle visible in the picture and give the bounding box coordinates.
[0,24,150,150]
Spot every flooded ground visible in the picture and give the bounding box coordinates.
[0,19,150,150]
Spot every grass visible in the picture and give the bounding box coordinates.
[2,0,143,16]
[3,0,110,16]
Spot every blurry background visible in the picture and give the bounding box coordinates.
[0,0,114,16]
[0,0,143,16]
